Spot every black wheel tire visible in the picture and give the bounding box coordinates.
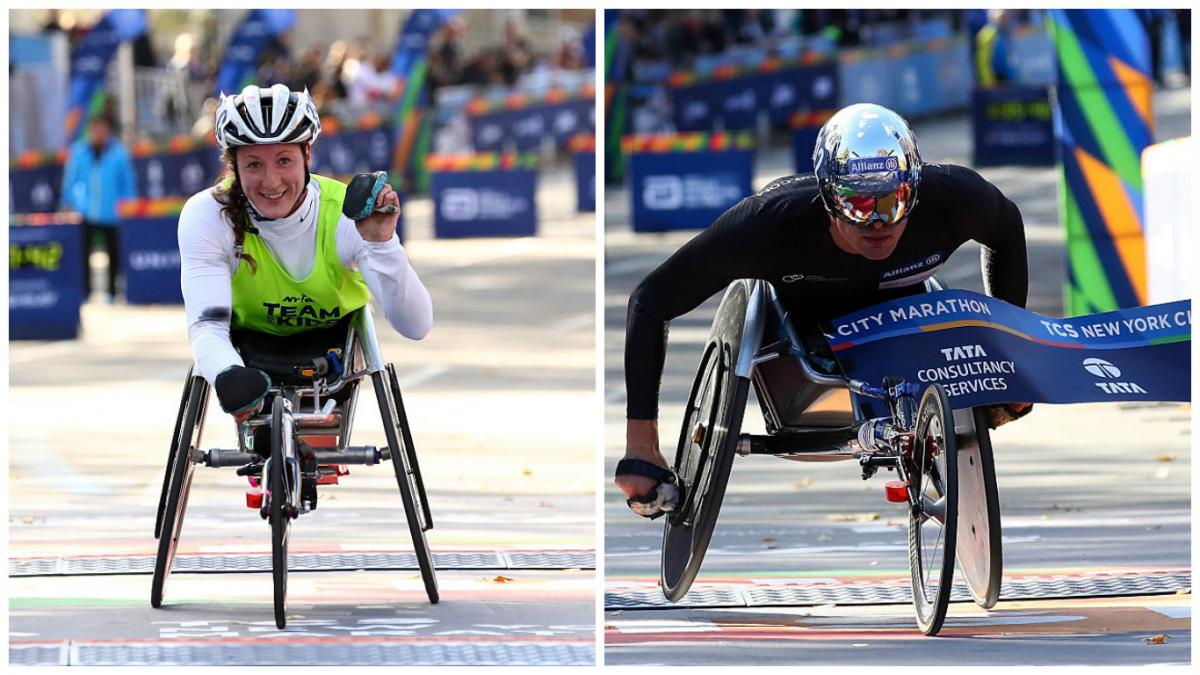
[374,371,439,604]
[387,364,433,530]
[270,396,291,629]
[156,366,194,539]
[954,407,1003,608]
[661,281,750,602]
[151,375,209,608]
[908,383,958,636]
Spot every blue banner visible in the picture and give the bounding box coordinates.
[573,151,595,213]
[121,216,182,305]
[791,126,820,174]
[971,86,1056,167]
[628,149,753,232]
[430,169,537,238]
[65,10,147,142]
[672,81,717,132]
[10,222,84,339]
[390,9,459,76]
[825,289,1191,408]
[839,38,970,115]
[134,148,223,200]
[310,126,395,177]
[214,9,296,96]
[470,100,595,153]
[10,164,64,214]
[670,62,839,133]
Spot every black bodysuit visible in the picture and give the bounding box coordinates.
[625,163,1029,419]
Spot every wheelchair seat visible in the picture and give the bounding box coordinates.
[752,305,854,431]
[231,316,353,387]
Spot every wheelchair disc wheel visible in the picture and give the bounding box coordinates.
[269,396,291,629]
[374,371,439,604]
[953,407,1003,608]
[156,366,194,539]
[151,374,209,608]
[908,383,958,636]
[661,281,750,602]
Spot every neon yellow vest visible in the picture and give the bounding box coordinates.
[231,175,369,335]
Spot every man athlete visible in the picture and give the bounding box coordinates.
[615,103,1032,518]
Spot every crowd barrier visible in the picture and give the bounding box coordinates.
[426,153,539,238]
[623,132,754,233]
[570,135,596,213]
[10,212,83,339]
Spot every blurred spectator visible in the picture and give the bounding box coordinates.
[975,9,1016,87]
[292,44,325,92]
[60,115,137,301]
[169,33,208,83]
[1177,9,1191,80]
[428,16,466,91]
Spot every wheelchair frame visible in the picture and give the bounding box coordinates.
[151,307,438,628]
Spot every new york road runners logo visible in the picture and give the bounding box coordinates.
[262,293,342,328]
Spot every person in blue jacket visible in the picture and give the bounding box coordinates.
[61,114,137,301]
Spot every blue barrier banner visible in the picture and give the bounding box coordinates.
[971,86,1055,167]
[825,289,1191,408]
[10,164,64,214]
[470,111,510,153]
[10,223,84,339]
[791,127,820,174]
[134,148,222,200]
[65,10,147,141]
[573,151,595,213]
[839,38,969,115]
[550,100,595,148]
[763,64,838,128]
[511,107,548,153]
[672,81,718,131]
[310,126,395,176]
[717,78,760,130]
[121,216,182,305]
[430,169,537,238]
[628,149,752,232]
[214,9,296,96]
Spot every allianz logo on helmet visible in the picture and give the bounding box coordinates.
[846,156,900,174]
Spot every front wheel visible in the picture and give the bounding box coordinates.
[908,383,958,636]
[269,396,292,629]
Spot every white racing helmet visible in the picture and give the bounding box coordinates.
[214,84,321,150]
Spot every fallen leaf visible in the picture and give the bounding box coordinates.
[1155,454,1176,462]
[825,513,880,523]
[1143,633,1170,645]
[1041,514,1052,521]
[522,468,533,476]
[817,534,833,542]
[493,575,515,583]
[1176,588,1191,595]
[1153,467,1171,479]
[795,478,814,489]
[761,537,777,543]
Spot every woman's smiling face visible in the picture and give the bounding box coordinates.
[235,143,308,218]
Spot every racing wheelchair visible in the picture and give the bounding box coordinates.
[151,307,438,628]
[661,278,1001,636]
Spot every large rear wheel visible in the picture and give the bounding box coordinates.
[661,281,751,602]
[374,370,439,604]
[151,374,209,608]
[953,407,1003,608]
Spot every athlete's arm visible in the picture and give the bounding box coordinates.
[336,217,433,340]
[955,166,1029,307]
[625,196,770,420]
[178,193,245,384]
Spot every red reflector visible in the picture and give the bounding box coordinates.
[884,480,909,503]
[246,488,263,509]
[335,464,350,476]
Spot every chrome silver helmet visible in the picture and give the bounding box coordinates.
[813,103,922,227]
[214,84,321,150]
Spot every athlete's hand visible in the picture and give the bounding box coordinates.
[985,402,1033,429]
[615,419,669,500]
[356,182,400,243]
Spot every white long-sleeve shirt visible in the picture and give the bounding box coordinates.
[178,179,432,384]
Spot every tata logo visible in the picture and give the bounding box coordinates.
[1083,357,1147,394]
[1082,357,1120,378]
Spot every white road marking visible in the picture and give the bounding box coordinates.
[393,364,450,389]
[549,313,594,334]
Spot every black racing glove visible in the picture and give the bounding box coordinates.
[214,365,272,417]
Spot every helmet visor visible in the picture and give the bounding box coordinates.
[832,181,914,228]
